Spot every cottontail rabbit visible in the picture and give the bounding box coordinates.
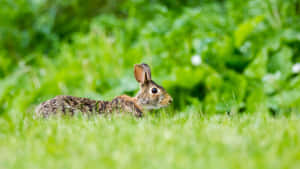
[35,63,173,117]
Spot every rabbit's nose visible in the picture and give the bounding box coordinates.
[168,98,173,104]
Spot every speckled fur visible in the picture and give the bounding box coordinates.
[36,95,143,117]
[35,63,172,118]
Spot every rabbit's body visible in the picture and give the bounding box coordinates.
[35,63,172,118]
[36,95,143,117]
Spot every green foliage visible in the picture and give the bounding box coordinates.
[0,0,123,74]
[0,0,300,116]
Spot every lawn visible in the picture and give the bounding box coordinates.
[1,113,299,169]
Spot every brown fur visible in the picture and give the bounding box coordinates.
[35,95,143,118]
[35,63,172,118]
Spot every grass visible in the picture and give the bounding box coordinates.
[0,112,300,169]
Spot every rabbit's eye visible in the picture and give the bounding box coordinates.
[151,87,158,94]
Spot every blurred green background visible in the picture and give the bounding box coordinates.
[0,0,300,116]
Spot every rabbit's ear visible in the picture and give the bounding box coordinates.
[141,63,152,81]
[134,64,146,84]
[134,63,152,84]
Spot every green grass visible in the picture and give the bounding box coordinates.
[1,113,300,169]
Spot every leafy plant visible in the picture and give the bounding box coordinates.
[0,0,300,116]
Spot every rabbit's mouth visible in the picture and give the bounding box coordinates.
[160,95,173,106]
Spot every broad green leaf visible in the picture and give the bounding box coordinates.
[267,46,293,80]
[234,15,264,47]
[282,29,300,42]
[244,48,268,79]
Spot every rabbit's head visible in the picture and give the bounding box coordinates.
[134,63,173,110]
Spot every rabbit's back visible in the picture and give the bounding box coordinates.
[35,95,109,117]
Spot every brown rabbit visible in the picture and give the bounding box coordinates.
[35,63,173,118]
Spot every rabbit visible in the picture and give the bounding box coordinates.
[35,63,173,118]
